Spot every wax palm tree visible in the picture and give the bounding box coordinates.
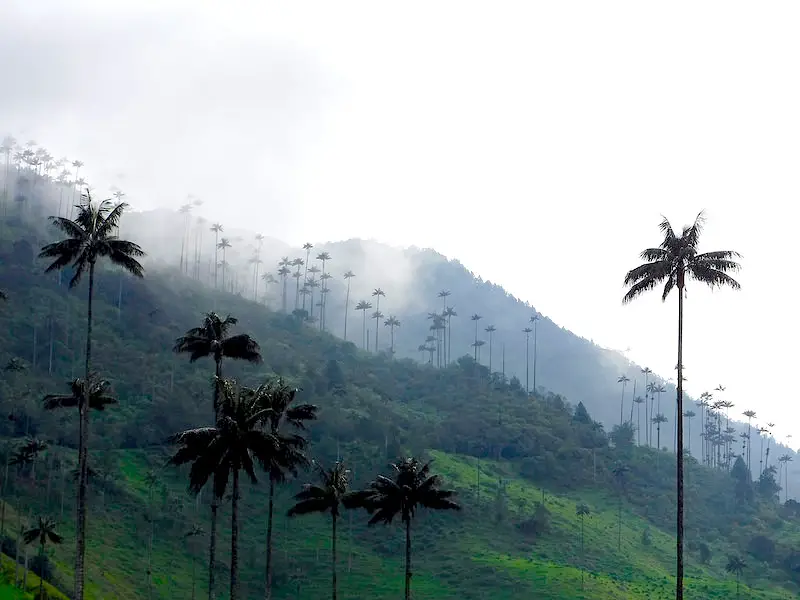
[316,252,332,327]
[725,555,746,599]
[529,314,540,391]
[465,313,480,360]
[320,272,333,331]
[20,438,47,483]
[173,312,261,599]
[384,316,401,356]
[652,414,668,450]
[779,454,793,503]
[169,378,301,600]
[576,503,590,589]
[372,289,386,350]
[255,378,317,600]
[484,325,496,372]
[617,375,631,427]
[38,194,143,600]
[179,203,193,274]
[623,211,741,599]
[217,238,232,291]
[288,461,355,600]
[291,258,305,310]
[641,368,653,446]
[355,301,372,350]
[210,223,223,288]
[522,327,532,392]
[261,273,277,306]
[348,458,460,600]
[303,242,314,287]
[611,461,629,551]
[443,306,457,366]
[743,410,756,474]
[343,271,355,341]
[23,516,63,600]
[683,410,696,453]
[278,262,291,313]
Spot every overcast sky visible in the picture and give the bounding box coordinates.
[2,1,798,442]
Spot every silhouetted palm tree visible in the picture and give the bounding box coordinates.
[278,261,291,313]
[384,316,401,356]
[355,301,372,350]
[443,306,457,366]
[288,461,355,600]
[217,238,232,291]
[742,410,756,474]
[683,410,696,453]
[210,224,223,288]
[256,378,317,600]
[348,458,460,600]
[611,461,629,551]
[317,252,332,329]
[169,378,302,600]
[576,503,590,589]
[372,289,386,350]
[522,327,532,393]
[484,325,496,372]
[343,271,355,341]
[173,312,261,599]
[184,525,205,600]
[38,194,143,600]
[617,375,630,427]
[469,314,482,362]
[23,516,63,600]
[725,555,746,599]
[529,314,540,390]
[292,258,304,310]
[623,211,741,599]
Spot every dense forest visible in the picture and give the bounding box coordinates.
[1,139,800,599]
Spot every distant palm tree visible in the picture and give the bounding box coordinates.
[611,461,629,551]
[469,314,482,362]
[529,314,540,390]
[384,316,401,356]
[437,291,451,361]
[210,223,223,288]
[641,368,652,446]
[173,312,261,599]
[484,325,496,372]
[355,301,372,350]
[38,194,143,600]
[779,454,793,503]
[317,252,332,329]
[633,397,645,445]
[302,242,314,288]
[169,378,302,600]
[348,458,460,600]
[725,555,746,599]
[443,306,457,366]
[179,203,193,274]
[217,238,232,291]
[291,258,305,310]
[575,503,590,589]
[617,375,631,427]
[623,211,741,599]
[261,273,277,306]
[343,271,355,341]
[742,410,756,474]
[278,262,291,313]
[652,414,668,450]
[288,461,355,600]
[255,378,317,600]
[372,289,386,350]
[522,327,532,392]
[320,273,333,331]
[683,411,696,453]
[23,516,63,600]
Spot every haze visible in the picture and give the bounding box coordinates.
[1,1,797,440]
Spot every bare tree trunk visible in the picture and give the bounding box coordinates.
[404,519,412,600]
[332,512,337,600]
[265,479,275,600]
[676,281,685,600]
[208,503,217,600]
[230,470,239,600]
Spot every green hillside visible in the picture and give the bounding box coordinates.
[1,200,799,599]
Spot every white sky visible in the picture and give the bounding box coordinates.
[2,1,798,442]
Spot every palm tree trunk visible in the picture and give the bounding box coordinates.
[617,496,622,550]
[619,383,625,427]
[191,554,197,600]
[343,281,351,341]
[362,310,367,350]
[332,512,338,600]
[525,336,530,393]
[676,281,685,600]
[265,478,275,600]
[230,469,240,600]
[404,518,412,600]
[39,542,45,600]
[533,321,538,391]
[74,260,95,600]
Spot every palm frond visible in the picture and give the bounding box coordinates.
[220,333,261,363]
[287,497,332,517]
[688,263,741,291]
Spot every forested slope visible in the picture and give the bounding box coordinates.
[1,214,800,599]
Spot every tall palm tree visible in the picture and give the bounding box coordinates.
[343,271,355,341]
[742,410,756,474]
[443,306,457,366]
[355,301,372,350]
[144,470,158,600]
[169,378,301,600]
[372,289,386,351]
[316,252,332,329]
[384,316,401,356]
[469,314,482,362]
[173,312,261,599]
[522,327,532,392]
[38,194,143,600]
[617,375,631,427]
[529,314,540,391]
[484,325,496,372]
[210,223,223,288]
[779,454,793,503]
[217,238,232,291]
[255,378,317,600]
[278,261,291,313]
[623,211,741,599]
[302,243,314,288]
[683,410,696,453]
[725,555,746,599]
[633,396,645,445]
[179,203,193,274]
[288,461,355,600]
[320,273,333,331]
[641,368,652,446]
[291,258,305,310]
[652,414,668,450]
[348,458,460,600]
[23,516,63,600]
[576,503,590,589]
[611,461,629,551]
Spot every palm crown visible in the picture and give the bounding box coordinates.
[24,516,63,547]
[173,312,261,366]
[43,374,117,412]
[39,194,145,287]
[288,461,353,519]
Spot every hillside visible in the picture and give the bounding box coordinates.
[2,207,800,599]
